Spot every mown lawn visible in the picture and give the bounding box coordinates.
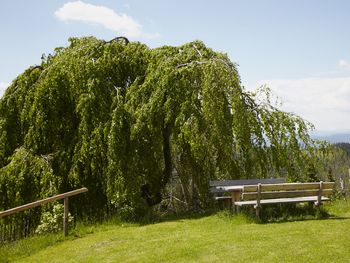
[1,200,350,263]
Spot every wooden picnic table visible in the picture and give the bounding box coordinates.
[216,185,244,205]
[210,178,286,210]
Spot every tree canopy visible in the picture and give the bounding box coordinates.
[0,37,322,219]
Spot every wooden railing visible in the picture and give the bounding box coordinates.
[0,187,88,236]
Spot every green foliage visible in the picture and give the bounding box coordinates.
[35,203,73,235]
[322,143,350,192]
[0,147,56,210]
[0,36,322,220]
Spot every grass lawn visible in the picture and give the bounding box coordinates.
[1,199,350,263]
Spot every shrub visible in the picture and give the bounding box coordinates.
[36,203,73,234]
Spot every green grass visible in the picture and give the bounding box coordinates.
[1,199,350,263]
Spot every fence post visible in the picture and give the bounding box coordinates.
[63,198,69,236]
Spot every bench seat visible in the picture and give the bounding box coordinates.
[235,196,331,206]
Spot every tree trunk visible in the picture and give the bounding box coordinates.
[162,122,172,188]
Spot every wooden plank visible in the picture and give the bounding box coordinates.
[63,198,69,237]
[0,188,88,218]
[256,183,261,207]
[209,178,285,187]
[316,181,323,206]
[235,196,331,206]
[242,189,333,201]
[243,182,335,192]
[255,183,262,219]
[217,185,244,191]
[215,196,232,200]
[231,190,241,213]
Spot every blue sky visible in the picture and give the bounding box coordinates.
[1,0,350,132]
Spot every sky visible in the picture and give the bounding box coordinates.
[1,0,350,133]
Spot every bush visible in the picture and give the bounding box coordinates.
[36,203,74,234]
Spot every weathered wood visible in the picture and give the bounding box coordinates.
[235,181,335,218]
[214,196,232,200]
[231,190,241,203]
[210,178,285,212]
[255,206,261,219]
[243,182,335,193]
[217,186,244,194]
[0,188,88,218]
[242,189,333,201]
[316,181,323,206]
[256,183,261,207]
[209,178,286,198]
[230,189,242,213]
[63,198,69,237]
[235,196,331,206]
[255,183,262,219]
[209,178,285,188]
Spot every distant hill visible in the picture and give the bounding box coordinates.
[334,143,350,154]
[311,133,350,143]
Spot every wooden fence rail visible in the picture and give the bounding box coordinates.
[0,187,88,236]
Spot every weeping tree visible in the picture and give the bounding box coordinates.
[0,36,321,219]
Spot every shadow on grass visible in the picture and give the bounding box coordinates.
[236,202,350,224]
[126,201,350,226]
[138,208,219,225]
[76,197,350,228]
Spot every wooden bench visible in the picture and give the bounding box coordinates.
[209,178,286,205]
[234,181,335,218]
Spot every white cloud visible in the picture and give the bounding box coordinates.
[0,82,9,98]
[250,77,350,132]
[55,1,156,38]
[339,59,350,71]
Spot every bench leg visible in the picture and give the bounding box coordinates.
[236,205,240,213]
[224,198,231,209]
[231,202,235,213]
[232,204,240,213]
[314,201,322,211]
[255,206,261,220]
[231,191,241,213]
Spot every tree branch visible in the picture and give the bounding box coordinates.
[105,36,129,45]
[192,44,202,57]
[176,61,206,68]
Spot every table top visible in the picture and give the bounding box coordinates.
[217,185,244,191]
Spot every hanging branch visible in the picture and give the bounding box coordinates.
[89,36,130,57]
[192,44,202,57]
[105,36,129,45]
[29,65,43,73]
[176,60,206,68]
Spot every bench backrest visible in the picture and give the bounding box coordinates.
[241,182,335,201]
[209,178,286,194]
